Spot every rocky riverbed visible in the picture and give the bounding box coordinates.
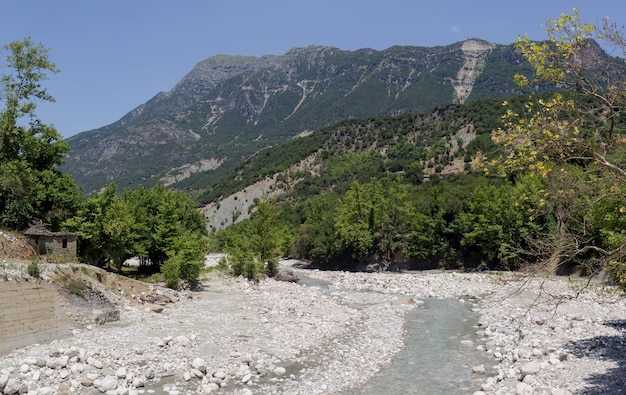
[1,259,625,395]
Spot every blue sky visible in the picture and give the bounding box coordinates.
[1,1,624,138]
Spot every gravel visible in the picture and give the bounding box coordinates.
[1,259,625,395]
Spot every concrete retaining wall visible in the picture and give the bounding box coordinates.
[0,281,71,356]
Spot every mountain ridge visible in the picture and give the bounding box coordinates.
[61,39,537,194]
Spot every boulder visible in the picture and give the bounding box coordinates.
[274,270,300,283]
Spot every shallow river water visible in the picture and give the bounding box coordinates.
[344,298,492,395]
[297,272,493,394]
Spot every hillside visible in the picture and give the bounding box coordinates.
[61,39,538,194]
[199,94,526,229]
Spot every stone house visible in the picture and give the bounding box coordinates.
[23,220,77,260]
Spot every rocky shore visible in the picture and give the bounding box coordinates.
[0,259,625,394]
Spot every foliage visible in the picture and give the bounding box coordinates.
[65,183,208,286]
[212,200,285,280]
[0,38,82,230]
[27,260,40,278]
[486,9,626,279]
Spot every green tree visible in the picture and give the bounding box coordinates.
[488,9,626,277]
[0,38,81,229]
[219,200,284,280]
[64,183,137,268]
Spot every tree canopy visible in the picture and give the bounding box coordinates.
[487,9,626,279]
[0,38,82,230]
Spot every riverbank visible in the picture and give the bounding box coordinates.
[0,260,624,394]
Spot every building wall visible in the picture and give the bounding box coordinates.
[0,281,71,356]
[40,236,77,258]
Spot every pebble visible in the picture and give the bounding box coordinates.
[0,262,624,394]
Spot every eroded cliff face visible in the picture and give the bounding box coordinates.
[452,39,496,104]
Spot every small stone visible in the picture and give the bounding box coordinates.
[241,373,252,383]
[274,366,286,376]
[19,364,29,373]
[56,382,70,395]
[516,381,535,395]
[460,339,474,346]
[81,377,94,387]
[144,368,155,379]
[176,336,191,347]
[190,368,204,378]
[472,364,485,374]
[102,367,115,376]
[183,371,192,381]
[93,360,104,369]
[523,374,537,384]
[201,382,220,393]
[46,355,70,369]
[0,369,9,391]
[3,378,19,395]
[96,375,118,392]
[521,361,541,377]
[192,358,207,373]
[147,304,164,313]
[213,370,226,380]
[116,367,127,379]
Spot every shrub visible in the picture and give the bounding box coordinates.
[161,259,180,289]
[27,261,41,278]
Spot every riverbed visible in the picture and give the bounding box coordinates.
[0,260,625,394]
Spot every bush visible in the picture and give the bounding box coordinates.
[27,261,41,278]
[161,259,180,289]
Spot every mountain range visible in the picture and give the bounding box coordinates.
[61,39,539,195]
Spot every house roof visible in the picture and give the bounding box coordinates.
[23,220,76,237]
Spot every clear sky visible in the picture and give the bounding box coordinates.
[1,0,624,138]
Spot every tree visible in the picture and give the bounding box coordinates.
[0,38,81,230]
[488,9,626,278]
[219,200,284,280]
[65,182,208,284]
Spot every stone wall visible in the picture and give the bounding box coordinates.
[0,281,71,356]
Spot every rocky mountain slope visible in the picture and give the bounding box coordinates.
[61,39,536,194]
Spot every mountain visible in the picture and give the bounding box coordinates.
[61,39,538,194]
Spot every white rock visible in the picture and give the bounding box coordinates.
[96,375,118,392]
[241,373,252,383]
[175,335,191,347]
[192,357,207,373]
[516,381,535,395]
[213,370,226,380]
[46,355,69,369]
[144,368,155,379]
[521,361,541,377]
[3,378,19,395]
[274,366,286,376]
[116,367,127,379]
[183,371,192,381]
[0,369,9,389]
[190,368,204,378]
[472,364,485,374]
